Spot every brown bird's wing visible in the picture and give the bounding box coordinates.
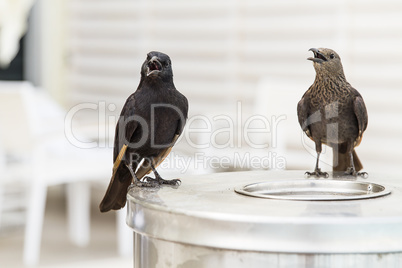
[297,94,313,140]
[334,91,368,173]
[353,95,368,146]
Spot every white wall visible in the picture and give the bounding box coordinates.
[25,0,402,172]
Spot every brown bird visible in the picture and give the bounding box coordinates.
[297,48,368,178]
[99,51,188,212]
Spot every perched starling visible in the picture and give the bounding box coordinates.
[99,51,188,212]
[297,48,368,178]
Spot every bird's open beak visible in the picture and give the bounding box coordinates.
[308,48,327,63]
[146,56,162,76]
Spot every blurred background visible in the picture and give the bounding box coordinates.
[1,0,402,267]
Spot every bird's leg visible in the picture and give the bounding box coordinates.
[305,144,329,178]
[126,163,159,188]
[143,162,181,186]
[154,165,181,186]
[344,152,368,178]
[126,163,139,183]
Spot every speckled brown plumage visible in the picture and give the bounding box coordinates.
[297,48,368,177]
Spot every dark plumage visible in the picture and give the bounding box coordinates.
[99,51,188,212]
[297,48,368,177]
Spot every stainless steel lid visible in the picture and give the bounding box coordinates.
[235,180,391,201]
[126,170,402,253]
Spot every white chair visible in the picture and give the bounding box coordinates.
[0,81,112,266]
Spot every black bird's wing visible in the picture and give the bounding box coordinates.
[135,134,179,179]
[99,95,139,212]
[135,111,187,179]
[113,94,138,162]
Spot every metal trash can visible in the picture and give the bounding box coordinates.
[126,170,402,268]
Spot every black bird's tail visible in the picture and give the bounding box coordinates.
[333,149,363,173]
[99,166,132,213]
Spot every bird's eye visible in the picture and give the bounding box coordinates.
[165,62,170,68]
[330,54,335,59]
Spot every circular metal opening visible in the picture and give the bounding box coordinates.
[234,180,391,201]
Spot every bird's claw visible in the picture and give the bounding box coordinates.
[358,172,369,179]
[164,178,181,186]
[343,168,369,179]
[158,178,181,186]
[305,169,329,178]
[143,176,181,186]
[129,178,160,188]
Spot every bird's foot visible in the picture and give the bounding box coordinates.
[343,168,369,179]
[143,176,181,186]
[128,179,160,188]
[305,168,329,178]
[358,172,369,179]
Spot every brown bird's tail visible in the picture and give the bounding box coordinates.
[99,166,132,213]
[99,144,132,213]
[333,149,363,173]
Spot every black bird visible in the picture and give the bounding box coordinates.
[297,48,368,178]
[99,51,188,212]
